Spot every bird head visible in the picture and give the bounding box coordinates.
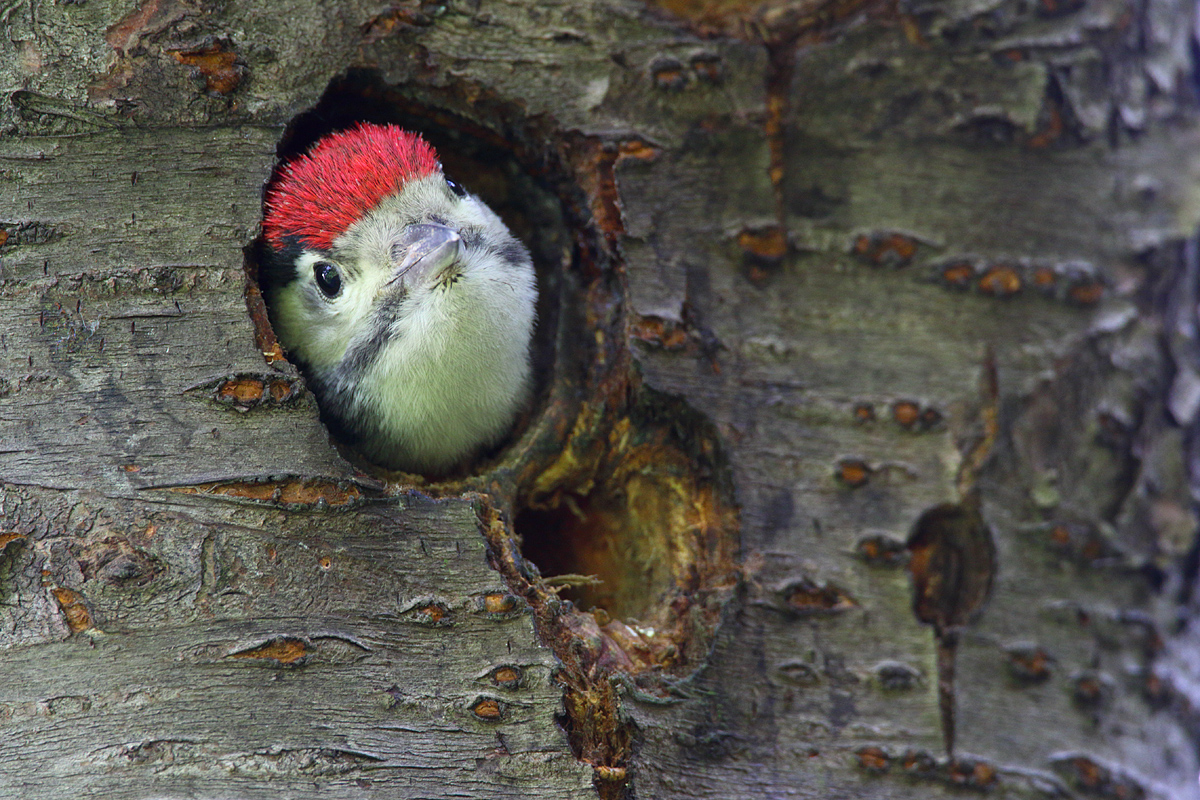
[261,123,537,475]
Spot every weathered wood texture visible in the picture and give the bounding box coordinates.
[1,489,591,797]
[2,0,1199,798]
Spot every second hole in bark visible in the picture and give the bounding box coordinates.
[514,390,740,673]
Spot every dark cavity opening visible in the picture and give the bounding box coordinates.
[249,69,569,477]
[513,389,740,674]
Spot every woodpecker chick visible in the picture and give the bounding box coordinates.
[261,123,536,476]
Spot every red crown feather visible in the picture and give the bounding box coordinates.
[263,123,441,251]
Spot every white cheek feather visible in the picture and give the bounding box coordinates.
[272,251,385,371]
[350,243,537,474]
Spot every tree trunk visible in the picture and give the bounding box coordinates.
[2,0,1198,798]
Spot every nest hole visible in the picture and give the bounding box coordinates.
[514,390,740,674]
[517,491,670,623]
[248,69,573,477]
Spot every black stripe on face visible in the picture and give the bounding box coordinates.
[337,289,406,380]
[494,239,528,267]
[258,238,315,293]
[459,229,484,251]
[332,232,528,383]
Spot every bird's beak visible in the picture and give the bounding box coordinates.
[387,222,464,288]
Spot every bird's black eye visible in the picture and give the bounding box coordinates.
[313,261,342,297]
[445,177,467,198]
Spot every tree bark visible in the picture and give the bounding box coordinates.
[2,0,1199,798]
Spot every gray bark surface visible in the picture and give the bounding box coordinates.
[2,1,1199,798]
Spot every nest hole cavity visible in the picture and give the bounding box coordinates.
[249,70,568,476]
